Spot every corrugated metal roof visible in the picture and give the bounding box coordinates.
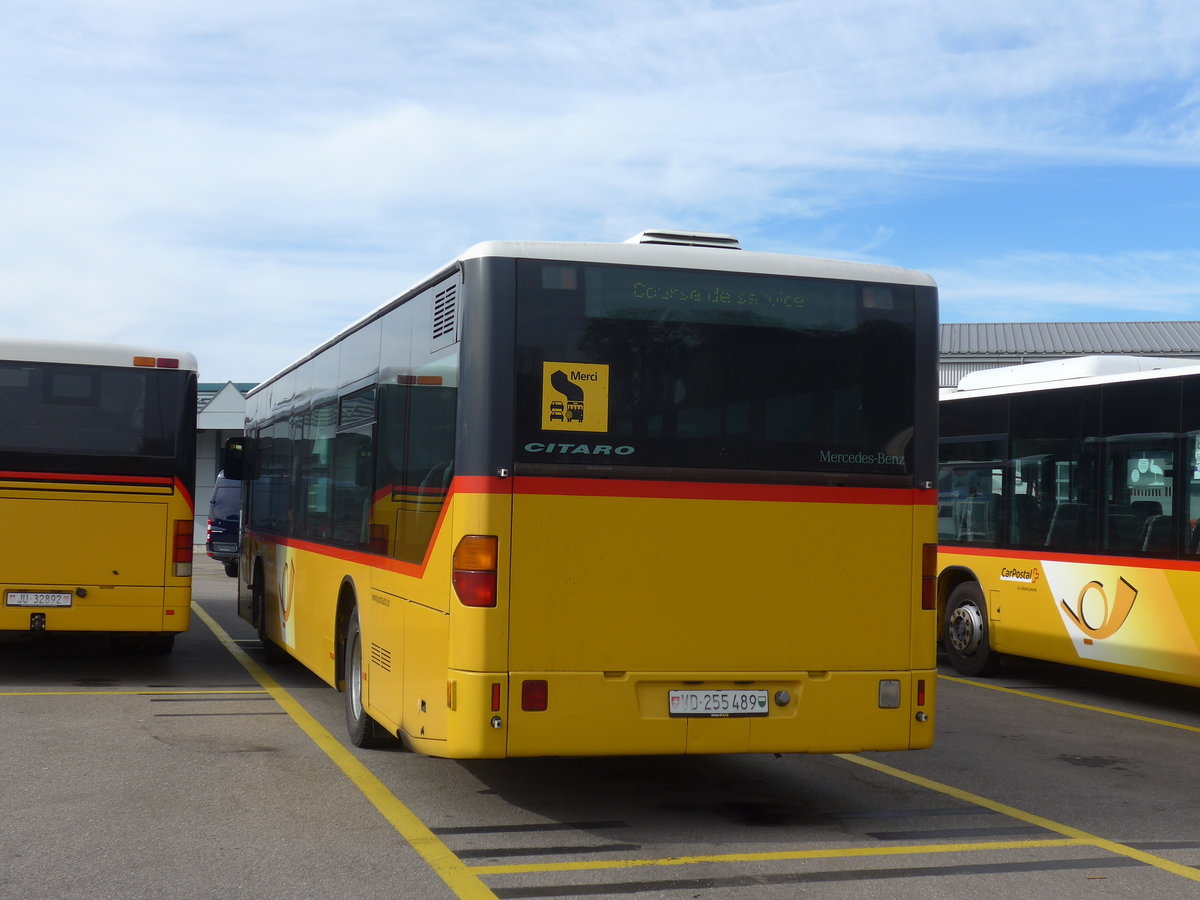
[940,321,1200,356]
[938,321,1200,389]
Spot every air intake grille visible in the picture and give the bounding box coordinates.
[370,643,392,673]
[432,283,458,342]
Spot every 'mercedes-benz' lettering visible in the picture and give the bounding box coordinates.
[524,442,635,456]
[819,449,906,467]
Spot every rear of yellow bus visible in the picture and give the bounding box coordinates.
[452,251,938,756]
[0,343,198,650]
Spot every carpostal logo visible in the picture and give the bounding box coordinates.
[1061,577,1138,641]
[999,566,1040,585]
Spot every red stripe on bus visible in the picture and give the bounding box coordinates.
[509,476,929,505]
[251,533,428,577]
[0,470,177,489]
[939,544,1200,574]
[175,477,194,513]
[369,475,926,505]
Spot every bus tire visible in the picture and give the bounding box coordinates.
[944,581,998,676]
[253,572,288,665]
[344,606,388,748]
[144,633,175,654]
[110,633,175,654]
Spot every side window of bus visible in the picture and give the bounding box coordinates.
[302,401,336,540]
[373,370,457,563]
[1189,434,1200,556]
[1102,437,1175,556]
[247,430,271,531]
[1010,387,1099,553]
[937,463,1001,544]
[1009,455,1054,547]
[1101,380,1181,558]
[246,422,291,534]
[937,436,1003,545]
[331,388,375,549]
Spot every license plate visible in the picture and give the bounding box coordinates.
[5,591,72,608]
[668,689,769,718]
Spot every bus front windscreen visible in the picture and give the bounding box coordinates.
[514,260,917,480]
[0,361,194,476]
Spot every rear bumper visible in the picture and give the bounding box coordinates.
[426,668,936,758]
[0,584,191,634]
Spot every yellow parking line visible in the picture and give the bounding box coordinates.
[940,674,1200,734]
[469,838,1083,875]
[191,601,497,900]
[840,754,1200,882]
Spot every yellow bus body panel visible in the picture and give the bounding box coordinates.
[244,485,936,756]
[0,481,190,634]
[502,488,936,755]
[509,492,917,671]
[940,548,1200,687]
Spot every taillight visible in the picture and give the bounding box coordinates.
[453,535,498,607]
[173,520,194,577]
[369,524,389,556]
[522,679,548,711]
[921,543,937,610]
[133,356,180,368]
[917,678,927,706]
[206,519,213,541]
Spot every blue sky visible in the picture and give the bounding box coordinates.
[2,1,1199,382]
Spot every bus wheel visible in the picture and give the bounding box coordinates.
[144,633,175,654]
[944,582,998,676]
[344,607,388,748]
[110,633,175,654]
[253,575,287,665]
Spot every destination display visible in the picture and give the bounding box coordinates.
[583,265,862,331]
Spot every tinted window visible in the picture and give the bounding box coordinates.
[210,483,240,519]
[938,436,1005,545]
[1010,387,1100,552]
[514,261,917,479]
[374,379,457,563]
[0,360,192,476]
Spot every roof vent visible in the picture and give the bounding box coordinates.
[623,229,741,250]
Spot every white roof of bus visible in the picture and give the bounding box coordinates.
[249,234,937,395]
[945,354,1200,400]
[457,238,938,286]
[0,338,198,372]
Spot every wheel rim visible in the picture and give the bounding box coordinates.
[348,630,364,718]
[948,600,985,656]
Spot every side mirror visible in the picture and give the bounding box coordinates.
[223,437,246,481]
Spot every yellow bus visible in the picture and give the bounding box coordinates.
[0,339,198,652]
[226,230,939,757]
[938,355,1200,685]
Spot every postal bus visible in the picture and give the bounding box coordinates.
[225,230,939,757]
[0,339,198,652]
[938,355,1200,685]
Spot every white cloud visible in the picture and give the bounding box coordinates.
[937,250,1200,322]
[2,1,1200,381]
